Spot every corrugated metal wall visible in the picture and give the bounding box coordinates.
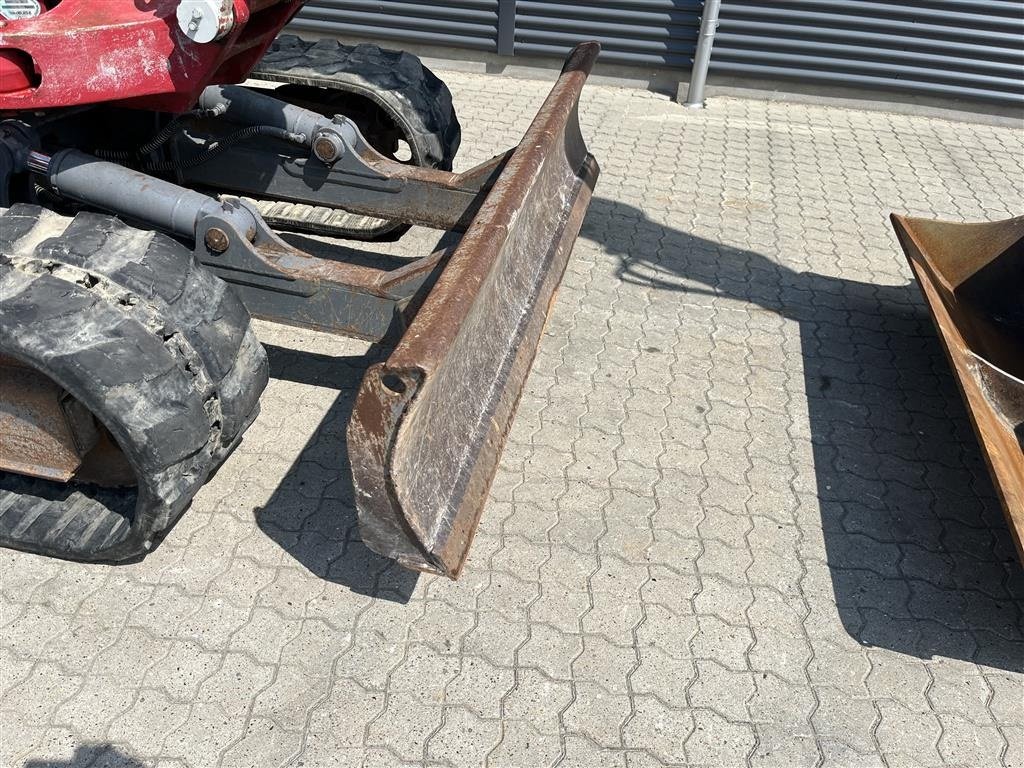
[289,1,702,66]
[712,1,1024,104]
[290,1,500,51]
[286,1,1024,106]
[513,1,700,68]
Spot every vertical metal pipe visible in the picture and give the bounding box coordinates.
[683,0,722,109]
[497,0,515,56]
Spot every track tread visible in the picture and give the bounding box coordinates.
[0,205,268,562]
[256,35,460,170]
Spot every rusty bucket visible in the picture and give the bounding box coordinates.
[348,44,600,578]
[891,213,1024,558]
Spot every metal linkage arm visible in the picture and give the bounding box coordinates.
[28,149,443,342]
[182,85,509,230]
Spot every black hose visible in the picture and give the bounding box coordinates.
[32,181,65,209]
[143,125,305,172]
[94,106,227,162]
[92,148,134,162]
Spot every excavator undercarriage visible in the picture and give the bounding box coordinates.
[0,2,599,578]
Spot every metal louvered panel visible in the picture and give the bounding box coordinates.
[289,0,500,51]
[712,1,1024,105]
[514,1,701,67]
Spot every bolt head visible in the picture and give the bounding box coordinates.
[204,227,230,254]
[177,0,234,44]
[313,134,343,164]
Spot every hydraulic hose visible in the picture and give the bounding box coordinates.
[94,106,226,162]
[143,124,305,172]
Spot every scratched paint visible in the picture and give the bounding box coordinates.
[0,1,302,111]
[85,29,164,92]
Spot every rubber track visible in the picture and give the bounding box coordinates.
[246,198,391,241]
[0,205,268,562]
[250,35,461,240]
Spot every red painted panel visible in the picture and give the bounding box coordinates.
[0,0,303,112]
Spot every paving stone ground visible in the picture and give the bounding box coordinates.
[2,67,1023,768]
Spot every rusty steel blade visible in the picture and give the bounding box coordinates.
[891,213,1024,559]
[348,42,601,578]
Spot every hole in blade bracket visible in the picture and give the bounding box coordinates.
[381,373,407,395]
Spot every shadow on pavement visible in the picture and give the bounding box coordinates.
[24,744,145,767]
[253,343,419,604]
[582,196,1024,672]
[250,228,461,604]
[249,194,1024,656]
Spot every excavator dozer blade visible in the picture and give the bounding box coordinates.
[891,213,1024,560]
[347,43,601,578]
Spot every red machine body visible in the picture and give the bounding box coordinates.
[0,0,303,112]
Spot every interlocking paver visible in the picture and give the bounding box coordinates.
[517,622,583,681]
[684,709,756,767]
[622,695,692,764]
[3,62,1023,768]
[687,660,754,722]
[936,713,1007,768]
[485,721,561,768]
[426,707,501,766]
[562,682,632,749]
[750,724,820,768]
